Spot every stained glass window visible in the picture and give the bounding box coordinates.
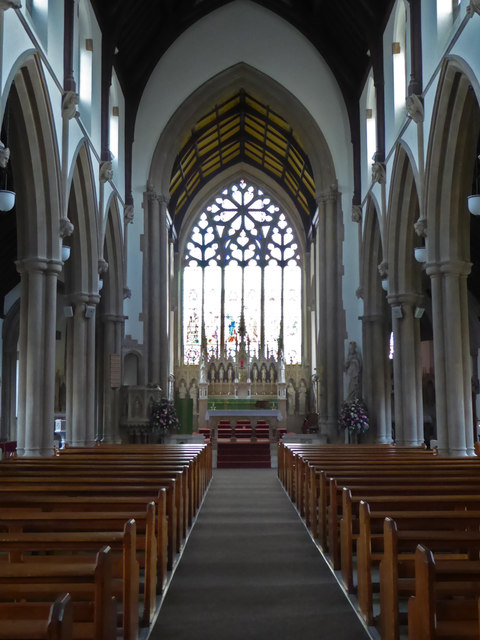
[183,179,302,364]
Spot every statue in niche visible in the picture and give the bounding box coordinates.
[287,381,296,416]
[298,379,307,414]
[218,363,225,382]
[311,371,319,412]
[345,341,362,401]
[261,365,267,383]
[178,379,187,399]
[251,364,258,383]
[227,365,233,383]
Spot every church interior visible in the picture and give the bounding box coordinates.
[2,1,480,638]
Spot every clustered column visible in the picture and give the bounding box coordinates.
[66,296,98,447]
[16,258,61,456]
[315,186,342,441]
[143,188,170,392]
[361,313,392,443]
[427,260,474,455]
[388,293,423,446]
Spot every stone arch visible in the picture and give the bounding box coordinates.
[148,63,337,204]
[3,55,63,455]
[96,195,125,443]
[386,144,422,297]
[385,144,424,446]
[423,58,480,455]
[65,141,100,297]
[63,141,100,447]
[361,196,392,442]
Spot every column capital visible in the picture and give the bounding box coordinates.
[16,258,64,276]
[352,204,362,223]
[387,291,424,308]
[124,203,134,224]
[316,184,338,205]
[59,217,74,238]
[372,162,386,185]
[467,0,480,17]
[426,260,472,277]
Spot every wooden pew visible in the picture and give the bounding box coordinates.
[354,499,480,626]
[380,517,480,640]
[0,546,117,640]
[0,475,178,569]
[0,506,155,632]
[408,545,480,640]
[0,520,139,640]
[0,593,73,640]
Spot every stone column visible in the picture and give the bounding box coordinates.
[427,261,474,455]
[388,294,423,446]
[361,313,392,443]
[15,259,61,456]
[65,296,98,447]
[158,196,169,394]
[316,186,342,441]
[100,313,124,443]
[144,188,161,385]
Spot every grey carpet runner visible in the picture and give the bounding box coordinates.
[150,468,371,640]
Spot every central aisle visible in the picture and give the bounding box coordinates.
[150,468,371,640]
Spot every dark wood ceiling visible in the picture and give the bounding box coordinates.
[91,0,395,111]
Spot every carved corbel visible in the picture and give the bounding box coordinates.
[372,162,386,185]
[0,141,10,169]
[98,258,109,275]
[406,94,424,124]
[62,91,79,120]
[59,217,74,238]
[467,0,480,17]
[356,287,364,300]
[99,161,113,183]
[124,204,134,224]
[0,0,21,10]
[123,287,132,300]
[352,204,362,223]
[414,217,428,238]
[378,261,388,280]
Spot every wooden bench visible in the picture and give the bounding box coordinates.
[408,545,480,639]
[0,546,116,640]
[379,516,480,640]
[0,506,156,632]
[354,499,480,626]
[0,519,139,640]
[0,593,73,640]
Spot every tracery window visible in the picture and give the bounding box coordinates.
[183,179,302,365]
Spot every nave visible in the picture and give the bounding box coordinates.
[151,468,370,640]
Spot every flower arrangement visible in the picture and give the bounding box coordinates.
[339,396,369,435]
[150,399,180,434]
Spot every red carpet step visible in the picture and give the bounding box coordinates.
[216,441,271,469]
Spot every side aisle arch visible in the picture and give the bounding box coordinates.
[63,141,100,446]
[424,58,480,455]
[4,55,62,456]
[361,196,392,443]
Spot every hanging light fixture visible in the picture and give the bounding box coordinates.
[0,99,15,212]
[414,246,427,263]
[468,153,480,215]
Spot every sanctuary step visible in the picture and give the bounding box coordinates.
[216,441,271,469]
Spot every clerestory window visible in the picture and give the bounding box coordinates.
[183,179,302,365]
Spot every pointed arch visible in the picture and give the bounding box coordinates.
[386,143,422,297]
[7,55,62,260]
[66,141,100,296]
[102,194,125,316]
[149,63,337,227]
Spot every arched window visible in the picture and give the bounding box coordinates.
[183,179,302,365]
[366,76,377,178]
[392,2,407,115]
